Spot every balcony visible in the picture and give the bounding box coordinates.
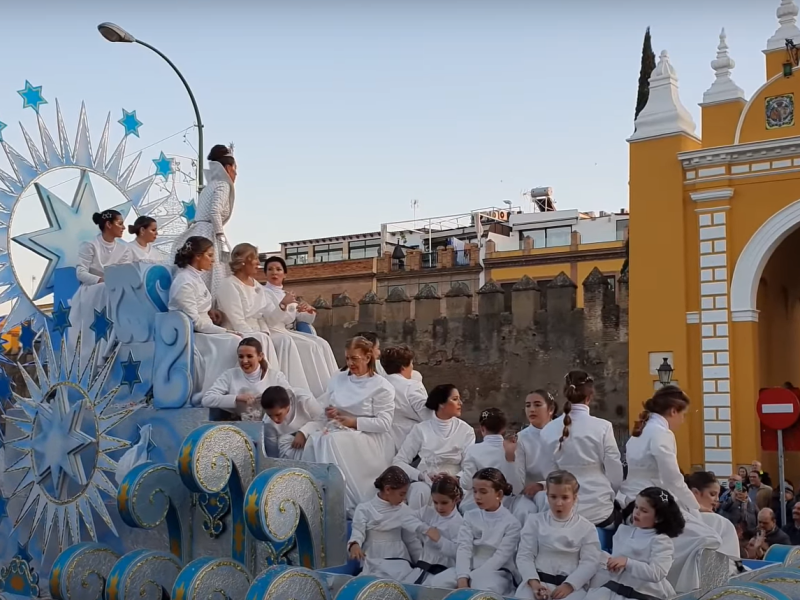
[377,244,479,276]
[421,251,438,269]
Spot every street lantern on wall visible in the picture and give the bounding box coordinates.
[657,357,674,387]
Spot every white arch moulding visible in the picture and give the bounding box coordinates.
[730,197,800,322]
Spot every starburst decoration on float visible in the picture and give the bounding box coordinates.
[3,329,143,552]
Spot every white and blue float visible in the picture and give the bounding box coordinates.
[0,83,796,600]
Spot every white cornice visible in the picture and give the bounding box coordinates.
[690,188,735,203]
[678,136,800,169]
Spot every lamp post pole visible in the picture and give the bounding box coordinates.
[97,23,204,193]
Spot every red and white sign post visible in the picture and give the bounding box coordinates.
[757,388,800,521]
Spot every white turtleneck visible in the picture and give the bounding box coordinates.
[456,505,520,578]
[393,415,475,482]
[76,234,132,285]
[459,433,518,494]
[168,265,227,334]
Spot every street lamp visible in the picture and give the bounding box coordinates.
[657,357,674,387]
[97,22,205,192]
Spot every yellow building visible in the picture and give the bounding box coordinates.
[630,1,800,477]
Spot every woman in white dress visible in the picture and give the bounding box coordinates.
[168,236,242,406]
[262,256,337,397]
[302,336,396,516]
[70,209,132,368]
[348,466,426,581]
[515,389,559,511]
[127,216,165,263]
[586,488,684,600]
[515,470,602,600]
[261,385,323,460]
[393,384,476,510]
[618,386,723,593]
[213,243,284,377]
[686,471,741,576]
[540,371,623,528]
[202,337,287,420]
[380,345,430,450]
[172,144,236,295]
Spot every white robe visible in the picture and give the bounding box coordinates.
[168,265,240,404]
[262,282,337,397]
[393,417,476,509]
[376,360,424,383]
[427,505,520,595]
[586,526,675,600]
[515,424,551,510]
[348,495,425,580]
[172,162,234,294]
[70,235,132,369]
[515,511,601,600]
[540,404,623,526]
[404,506,463,584]
[302,371,395,516]
[203,364,290,412]
[699,512,740,576]
[458,434,536,522]
[615,415,723,593]
[384,373,431,451]
[128,241,166,263]
[262,388,324,460]
[210,276,283,382]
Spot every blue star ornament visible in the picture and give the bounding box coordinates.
[16,542,33,564]
[17,80,48,113]
[12,170,132,300]
[152,151,175,180]
[181,200,196,223]
[120,351,142,392]
[118,109,143,137]
[0,120,6,142]
[50,301,72,336]
[89,307,113,343]
[19,320,36,352]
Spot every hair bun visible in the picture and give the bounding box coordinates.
[92,212,103,225]
[127,224,136,235]
[503,483,513,496]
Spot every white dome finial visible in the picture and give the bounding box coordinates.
[766,0,800,51]
[702,28,745,105]
[629,50,697,141]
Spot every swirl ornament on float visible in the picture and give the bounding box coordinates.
[0,80,190,331]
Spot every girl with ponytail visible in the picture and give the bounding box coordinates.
[540,370,624,529]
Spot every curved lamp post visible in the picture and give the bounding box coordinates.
[97,22,205,192]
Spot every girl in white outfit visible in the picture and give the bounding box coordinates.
[202,337,287,420]
[168,236,242,406]
[380,345,430,451]
[459,408,536,522]
[405,474,464,585]
[261,385,323,460]
[393,384,476,509]
[127,216,165,263]
[516,390,559,511]
[687,471,741,576]
[348,466,426,580]
[586,487,684,600]
[540,371,623,528]
[515,470,602,600]
[302,336,396,517]
[427,468,520,595]
[70,209,132,368]
[617,386,723,593]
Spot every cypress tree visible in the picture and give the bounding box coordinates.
[635,27,656,121]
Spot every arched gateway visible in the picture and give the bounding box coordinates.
[630,0,800,478]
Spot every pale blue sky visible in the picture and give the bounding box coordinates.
[0,0,785,285]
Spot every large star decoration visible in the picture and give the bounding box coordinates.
[19,320,36,352]
[17,80,48,113]
[0,120,6,143]
[181,200,196,224]
[118,109,143,138]
[120,351,142,392]
[12,170,131,300]
[90,307,113,343]
[152,152,175,180]
[31,391,93,492]
[50,301,72,336]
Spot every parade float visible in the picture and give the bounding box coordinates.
[0,79,797,600]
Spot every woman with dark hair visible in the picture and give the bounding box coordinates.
[380,345,430,450]
[168,236,242,402]
[515,390,559,508]
[393,383,475,509]
[172,144,237,294]
[127,216,164,262]
[365,331,423,382]
[69,209,133,366]
[539,371,623,529]
[260,255,338,396]
[686,471,741,575]
[302,336,396,517]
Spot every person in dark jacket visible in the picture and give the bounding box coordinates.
[720,487,758,531]
[781,502,800,545]
[758,508,791,547]
[770,480,796,528]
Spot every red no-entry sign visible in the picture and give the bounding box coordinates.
[757,388,800,431]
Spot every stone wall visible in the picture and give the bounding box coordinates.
[311,267,630,439]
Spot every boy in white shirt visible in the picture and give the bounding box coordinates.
[261,385,324,460]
